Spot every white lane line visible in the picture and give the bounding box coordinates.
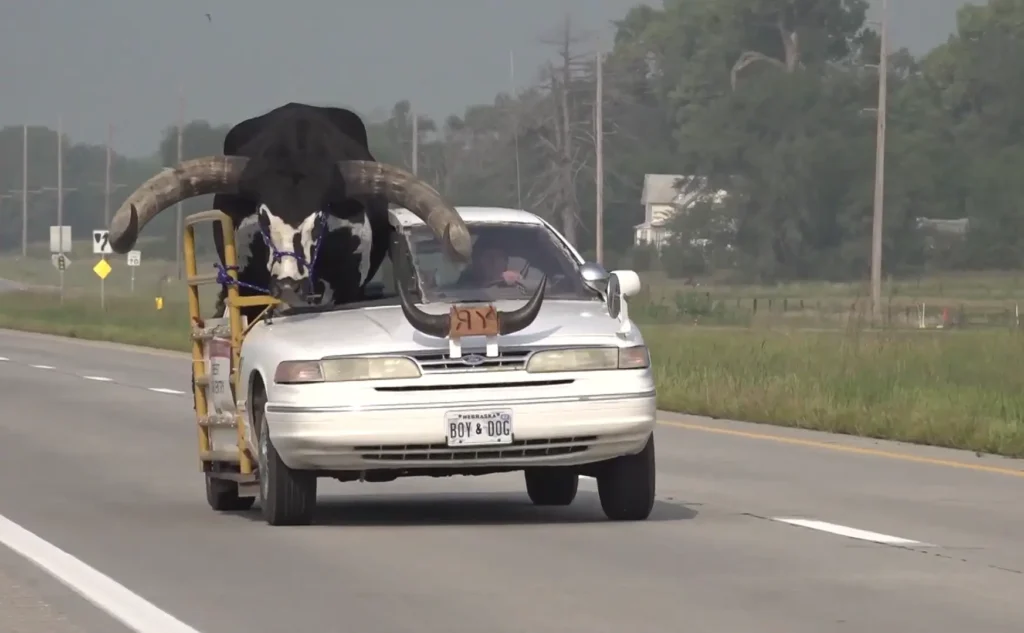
[82,376,113,382]
[29,364,55,370]
[0,356,8,361]
[772,517,933,546]
[0,512,204,633]
[148,387,186,395]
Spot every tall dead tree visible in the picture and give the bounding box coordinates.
[526,14,594,246]
[731,15,802,90]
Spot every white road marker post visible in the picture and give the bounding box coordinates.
[127,250,141,293]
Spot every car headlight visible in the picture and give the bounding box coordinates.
[274,356,421,384]
[525,346,649,373]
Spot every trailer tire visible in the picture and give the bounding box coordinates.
[205,475,255,512]
[256,403,316,526]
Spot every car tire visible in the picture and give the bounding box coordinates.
[205,474,255,511]
[597,433,656,521]
[524,468,579,506]
[255,399,316,526]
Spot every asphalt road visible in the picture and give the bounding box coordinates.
[0,328,1022,633]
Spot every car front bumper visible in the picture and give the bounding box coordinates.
[263,390,657,471]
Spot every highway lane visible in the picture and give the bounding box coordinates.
[0,328,1022,633]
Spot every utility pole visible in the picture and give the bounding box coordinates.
[411,107,418,176]
[509,50,523,209]
[104,124,113,226]
[175,87,185,280]
[21,124,28,258]
[595,51,604,266]
[870,0,888,322]
[57,116,65,304]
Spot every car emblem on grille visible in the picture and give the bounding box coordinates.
[461,354,486,366]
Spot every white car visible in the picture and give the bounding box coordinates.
[217,206,656,525]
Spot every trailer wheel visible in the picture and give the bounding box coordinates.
[255,396,316,526]
[205,474,255,511]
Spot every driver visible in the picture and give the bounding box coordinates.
[454,235,522,288]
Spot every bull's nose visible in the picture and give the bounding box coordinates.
[271,279,305,306]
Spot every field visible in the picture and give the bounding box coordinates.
[2,248,1023,458]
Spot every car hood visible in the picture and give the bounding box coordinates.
[248,299,639,358]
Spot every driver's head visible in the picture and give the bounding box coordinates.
[472,235,509,281]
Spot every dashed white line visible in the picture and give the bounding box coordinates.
[772,517,933,546]
[29,364,55,370]
[0,512,204,633]
[82,376,113,382]
[148,387,186,395]
[0,356,8,361]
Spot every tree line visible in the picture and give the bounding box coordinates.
[1,0,1020,282]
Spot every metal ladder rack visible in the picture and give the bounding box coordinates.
[183,210,278,481]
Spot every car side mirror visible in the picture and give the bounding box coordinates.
[609,270,641,297]
[580,261,610,293]
[606,270,642,334]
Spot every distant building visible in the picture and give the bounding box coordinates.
[914,217,969,235]
[633,174,727,249]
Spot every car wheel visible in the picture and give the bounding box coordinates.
[524,468,579,506]
[205,474,255,511]
[255,398,316,526]
[597,433,656,521]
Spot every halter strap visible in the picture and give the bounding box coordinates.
[214,211,328,298]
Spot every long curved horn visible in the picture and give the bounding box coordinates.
[107,156,250,253]
[395,269,548,338]
[335,160,472,263]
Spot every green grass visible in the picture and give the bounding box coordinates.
[2,286,1023,459]
[646,325,1024,457]
[0,291,191,350]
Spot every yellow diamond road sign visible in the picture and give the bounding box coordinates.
[93,259,112,280]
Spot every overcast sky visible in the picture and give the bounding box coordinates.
[0,0,978,157]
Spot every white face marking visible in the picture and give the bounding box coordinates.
[257,204,320,281]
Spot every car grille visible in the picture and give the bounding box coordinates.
[407,348,532,374]
[355,435,597,462]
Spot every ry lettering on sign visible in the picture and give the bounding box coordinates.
[448,304,499,339]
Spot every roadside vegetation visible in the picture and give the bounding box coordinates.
[3,273,1022,459]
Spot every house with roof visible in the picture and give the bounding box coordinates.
[633,174,727,249]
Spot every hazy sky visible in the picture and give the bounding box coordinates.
[0,1,978,157]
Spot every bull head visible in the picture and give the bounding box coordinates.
[105,157,473,305]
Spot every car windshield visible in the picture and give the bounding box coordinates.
[402,221,600,304]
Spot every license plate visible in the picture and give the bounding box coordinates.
[445,409,513,446]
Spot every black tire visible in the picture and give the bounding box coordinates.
[255,396,317,526]
[205,474,256,511]
[524,468,579,506]
[597,433,656,521]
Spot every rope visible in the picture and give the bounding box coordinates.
[213,211,328,297]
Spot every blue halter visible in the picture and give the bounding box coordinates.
[214,211,328,298]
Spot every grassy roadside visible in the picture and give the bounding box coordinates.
[2,291,1022,458]
[646,325,1024,457]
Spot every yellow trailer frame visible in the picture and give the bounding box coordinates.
[183,210,279,488]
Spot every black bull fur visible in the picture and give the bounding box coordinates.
[208,102,393,322]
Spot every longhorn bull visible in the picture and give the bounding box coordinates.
[105,102,545,334]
